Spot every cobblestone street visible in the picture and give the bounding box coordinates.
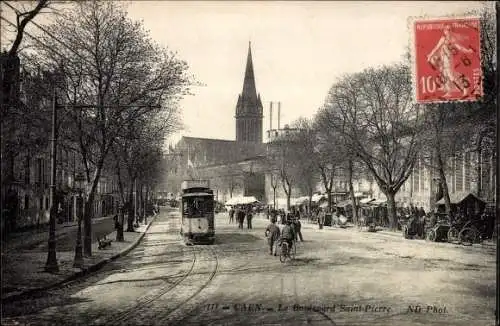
[1,208,496,326]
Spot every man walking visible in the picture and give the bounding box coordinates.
[293,217,303,242]
[265,217,281,255]
[237,207,245,229]
[246,207,253,229]
[229,207,235,224]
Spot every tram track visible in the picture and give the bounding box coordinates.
[157,246,220,325]
[91,245,200,325]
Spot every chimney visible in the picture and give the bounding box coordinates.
[269,102,273,131]
[278,102,281,130]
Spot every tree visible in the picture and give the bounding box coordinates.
[315,107,365,223]
[30,1,192,256]
[115,110,178,232]
[324,64,424,229]
[267,126,301,210]
[290,117,320,212]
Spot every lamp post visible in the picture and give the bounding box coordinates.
[73,172,85,269]
[45,90,59,273]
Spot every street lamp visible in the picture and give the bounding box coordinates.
[45,90,59,273]
[73,172,85,269]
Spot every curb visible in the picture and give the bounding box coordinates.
[1,215,156,304]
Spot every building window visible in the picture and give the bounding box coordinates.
[464,152,471,192]
[412,167,419,194]
[423,166,429,191]
[24,195,29,210]
[455,153,463,192]
[24,156,30,185]
[45,197,49,210]
[36,158,43,185]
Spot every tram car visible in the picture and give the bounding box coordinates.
[180,180,215,245]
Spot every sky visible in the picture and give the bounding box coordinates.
[1,1,489,146]
[124,1,487,146]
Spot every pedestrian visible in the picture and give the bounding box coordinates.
[318,208,325,229]
[247,207,253,229]
[229,207,235,224]
[293,217,303,242]
[237,207,245,229]
[265,217,281,255]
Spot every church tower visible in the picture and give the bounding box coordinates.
[235,42,263,143]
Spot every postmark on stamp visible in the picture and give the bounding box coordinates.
[412,16,482,103]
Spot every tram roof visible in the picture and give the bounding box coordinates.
[182,192,214,197]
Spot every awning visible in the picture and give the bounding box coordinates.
[336,200,353,208]
[311,193,326,203]
[291,196,309,206]
[435,192,486,205]
[225,196,260,205]
[360,198,375,204]
[182,192,213,197]
[368,199,387,206]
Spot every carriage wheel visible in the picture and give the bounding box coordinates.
[447,227,459,243]
[459,228,477,246]
[426,229,436,242]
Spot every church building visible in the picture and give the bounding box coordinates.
[169,43,268,202]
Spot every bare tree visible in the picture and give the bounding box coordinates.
[290,117,320,212]
[267,127,301,210]
[30,1,192,256]
[315,107,365,223]
[324,64,424,229]
[3,0,52,56]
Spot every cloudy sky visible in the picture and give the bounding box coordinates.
[1,1,488,145]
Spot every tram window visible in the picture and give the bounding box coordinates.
[183,197,213,218]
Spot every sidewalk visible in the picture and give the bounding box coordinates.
[1,215,156,303]
[1,215,115,253]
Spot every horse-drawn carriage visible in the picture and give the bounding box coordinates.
[401,212,492,245]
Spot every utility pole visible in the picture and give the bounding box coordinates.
[45,90,59,273]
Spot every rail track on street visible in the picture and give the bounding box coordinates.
[92,245,219,326]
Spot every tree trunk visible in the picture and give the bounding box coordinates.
[126,183,134,231]
[386,191,397,230]
[83,173,101,257]
[140,183,145,220]
[347,160,358,224]
[272,186,277,209]
[437,150,452,216]
[116,206,125,242]
[83,196,93,256]
[327,191,332,213]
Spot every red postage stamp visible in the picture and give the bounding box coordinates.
[413,17,482,103]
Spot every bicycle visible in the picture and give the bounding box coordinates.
[279,239,296,263]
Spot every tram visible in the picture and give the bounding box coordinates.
[180,180,215,245]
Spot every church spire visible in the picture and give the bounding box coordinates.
[235,42,263,143]
[242,41,257,102]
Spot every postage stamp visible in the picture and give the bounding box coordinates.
[412,16,483,103]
